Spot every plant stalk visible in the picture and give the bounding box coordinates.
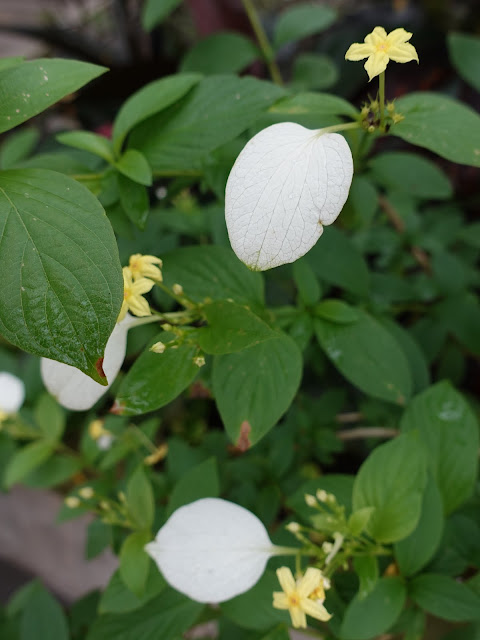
[242,0,283,86]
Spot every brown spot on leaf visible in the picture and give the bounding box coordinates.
[109,400,125,415]
[189,381,212,399]
[95,357,106,378]
[236,420,252,452]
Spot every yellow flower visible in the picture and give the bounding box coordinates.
[273,567,331,629]
[345,27,419,81]
[118,267,155,322]
[128,254,163,282]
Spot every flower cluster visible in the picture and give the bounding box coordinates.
[118,254,163,322]
[273,566,331,629]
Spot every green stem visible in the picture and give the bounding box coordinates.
[270,545,306,556]
[242,0,283,86]
[378,71,386,129]
[316,121,361,136]
[128,309,198,328]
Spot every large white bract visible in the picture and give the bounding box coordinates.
[146,497,277,603]
[40,314,133,411]
[225,122,353,270]
[0,372,25,414]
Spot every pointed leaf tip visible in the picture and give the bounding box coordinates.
[236,420,252,452]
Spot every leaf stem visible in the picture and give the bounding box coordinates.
[379,71,386,129]
[317,121,361,136]
[242,0,283,86]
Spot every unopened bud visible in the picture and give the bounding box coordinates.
[65,496,80,508]
[286,522,301,534]
[305,494,317,507]
[150,341,166,354]
[368,125,375,133]
[161,323,172,332]
[193,355,206,368]
[89,419,105,440]
[172,283,184,296]
[316,489,328,502]
[79,486,94,499]
[322,541,333,553]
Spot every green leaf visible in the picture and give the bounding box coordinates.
[314,299,360,324]
[400,381,479,514]
[166,457,219,517]
[127,466,155,530]
[409,574,480,622]
[141,0,183,31]
[221,571,289,631]
[118,174,150,230]
[292,259,321,306]
[273,4,336,49]
[119,530,151,597]
[448,32,480,92]
[0,128,39,169]
[392,92,480,167]
[258,626,290,640]
[340,577,406,640]
[34,393,65,442]
[315,307,412,405]
[348,507,375,537]
[306,226,370,298]
[270,92,358,119]
[197,301,275,355]
[436,293,480,356]
[130,75,285,172]
[114,334,199,416]
[0,56,24,72]
[24,454,82,489]
[56,131,114,163]
[20,583,69,640]
[213,332,302,447]
[87,588,203,640]
[353,555,378,599]
[86,519,112,559]
[352,433,427,543]
[4,440,55,488]
[395,477,444,576]
[180,32,258,75]
[292,53,338,91]
[99,569,166,614]
[0,58,107,134]
[162,245,264,309]
[0,169,123,383]
[115,150,152,186]
[112,73,201,153]
[368,152,452,200]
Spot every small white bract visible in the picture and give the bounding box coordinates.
[146,497,277,603]
[225,122,353,270]
[0,372,25,414]
[41,314,134,411]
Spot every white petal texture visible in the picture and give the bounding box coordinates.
[41,314,134,411]
[0,372,25,413]
[225,123,353,270]
[146,497,276,603]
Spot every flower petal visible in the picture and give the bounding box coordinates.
[289,606,307,629]
[146,498,275,603]
[276,567,296,595]
[365,26,387,47]
[301,597,332,622]
[297,567,322,598]
[388,42,419,63]
[117,300,129,323]
[364,51,389,80]
[127,295,151,317]
[386,28,413,45]
[132,277,155,295]
[0,372,25,413]
[41,314,133,411]
[345,42,374,61]
[273,592,290,610]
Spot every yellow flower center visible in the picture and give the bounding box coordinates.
[288,593,300,607]
[376,42,389,52]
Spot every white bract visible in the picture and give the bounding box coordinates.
[0,372,25,414]
[146,497,277,603]
[225,122,353,270]
[41,314,133,411]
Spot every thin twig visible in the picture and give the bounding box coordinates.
[242,0,283,85]
[336,412,363,424]
[337,427,399,441]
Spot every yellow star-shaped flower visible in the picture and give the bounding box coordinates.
[128,253,163,282]
[345,26,419,81]
[273,567,331,629]
[118,267,155,322]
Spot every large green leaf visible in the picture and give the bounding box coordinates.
[273,4,336,49]
[352,433,427,543]
[130,75,285,171]
[394,476,444,576]
[400,381,479,514]
[113,333,199,416]
[306,226,370,298]
[99,570,166,615]
[448,32,480,92]
[0,169,123,382]
[269,92,358,119]
[127,466,155,530]
[162,246,264,310]
[392,92,480,167]
[314,307,412,405]
[180,32,259,75]
[4,440,55,488]
[213,332,302,447]
[87,588,203,640]
[119,531,151,597]
[112,73,201,154]
[197,301,275,354]
[166,457,219,517]
[0,58,107,134]
[340,578,406,640]
[410,574,480,622]
[20,583,69,640]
